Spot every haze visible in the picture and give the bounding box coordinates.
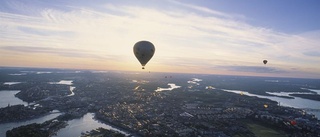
[1,0,320,78]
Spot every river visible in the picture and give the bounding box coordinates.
[155,83,181,92]
[0,110,61,137]
[0,90,28,108]
[48,80,73,85]
[222,89,320,119]
[1,79,319,136]
[54,113,129,137]
[0,81,129,137]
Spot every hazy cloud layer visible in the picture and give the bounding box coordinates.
[0,0,319,78]
[215,65,287,74]
[303,51,320,57]
[1,46,122,60]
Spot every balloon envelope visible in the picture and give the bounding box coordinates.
[263,60,268,64]
[133,41,155,69]
[240,91,244,96]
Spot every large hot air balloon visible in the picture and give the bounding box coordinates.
[133,41,155,69]
[263,60,268,65]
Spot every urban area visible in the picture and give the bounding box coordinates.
[0,68,319,137]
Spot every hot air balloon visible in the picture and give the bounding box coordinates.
[133,41,155,69]
[263,60,268,65]
[264,104,268,108]
[290,120,297,125]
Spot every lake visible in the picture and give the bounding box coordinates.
[0,110,62,137]
[0,83,129,136]
[155,83,181,92]
[54,113,130,137]
[222,89,320,118]
[0,90,28,108]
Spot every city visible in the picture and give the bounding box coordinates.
[1,0,320,137]
[0,68,319,137]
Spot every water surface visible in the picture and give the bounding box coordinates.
[0,90,28,108]
[155,83,181,92]
[55,113,129,137]
[0,110,61,137]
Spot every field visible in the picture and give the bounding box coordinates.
[242,120,287,137]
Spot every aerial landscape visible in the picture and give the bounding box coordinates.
[1,0,320,136]
[0,67,320,137]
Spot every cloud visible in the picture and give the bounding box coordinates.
[169,0,235,19]
[18,26,74,36]
[0,46,123,61]
[303,51,320,57]
[215,65,287,73]
[0,0,319,77]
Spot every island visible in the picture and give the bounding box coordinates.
[0,67,319,137]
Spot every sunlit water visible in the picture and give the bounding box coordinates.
[49,80,75,96]
[18,71,51,74]
[3,82,21,85]
[0,91,127,137]
[68,86,75,96]
[36,71,52,74]
[155,83,181,92]
[305,88,320,95]
[222,89,320,118]
[1,76,319,135]
[54,113,129,137]
[9,73,26,76]
[0,90,28,108]
[49,80,73,85]
[187,78,202,85]
[0,82,127,136]
[0,110,62,137]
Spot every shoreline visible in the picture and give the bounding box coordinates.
[94,113,141,137]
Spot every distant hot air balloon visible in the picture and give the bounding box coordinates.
[290,120,297,125]
[133,41,155,69]
[264,104,268,108]
[263,60,268,65]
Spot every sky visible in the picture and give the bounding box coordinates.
[1,0,320,79]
